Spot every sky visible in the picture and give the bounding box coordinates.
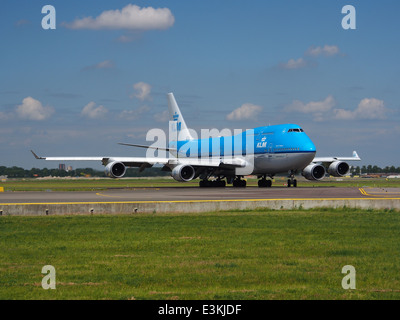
[1,0,400,170]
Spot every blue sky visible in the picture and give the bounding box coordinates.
[1,0,400,169]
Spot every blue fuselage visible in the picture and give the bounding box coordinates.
[172,124,316,175]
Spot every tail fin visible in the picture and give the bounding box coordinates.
[167,92,193,141]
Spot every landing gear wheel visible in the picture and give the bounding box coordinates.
[216,179,226,188]
[287,170,298,188]
[258,179,272,188]
[233,178,246,188]
[199,179,226,188]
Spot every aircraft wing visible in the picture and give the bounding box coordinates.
[31,150,170,167]
[313,151,361,164]
[31,150,246,169]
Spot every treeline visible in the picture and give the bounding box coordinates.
[0,166,170,178]
[353,166,400,174]
[1,165,399,179]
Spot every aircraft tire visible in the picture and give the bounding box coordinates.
[233,179,246,188]
[200,180,226,188]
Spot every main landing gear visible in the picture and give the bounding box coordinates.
[232,177,246,188]
[287,170,297,188]
[199,176,246,188]
[199,178,226,188]
[257,175,272,188]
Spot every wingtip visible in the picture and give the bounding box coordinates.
[352,150,361,160]
[31,150,44,160]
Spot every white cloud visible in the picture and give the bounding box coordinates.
[131,82,152,101]
[284,95,336,122]
[285,95,335,114]
[333,108,355,120]
[279,45,341,71]
[356,98,387,119]
[226,103,262,121]
[279,58,307,70]
[306,45,340,57]
[94,60,114,69]
[285,95,387,122]
[334,98,387,120]
[64,4,175,30]
[81,101,108,119]
[16,97,54,121]
[82,60,114,71]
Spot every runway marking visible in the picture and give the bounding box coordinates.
[1,197,400,206]
[359,188,369,196]
[95,190,162,199]
[359,188,400,197]
[95,192,125,199]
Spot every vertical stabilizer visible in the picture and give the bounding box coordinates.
[167,92,194,141]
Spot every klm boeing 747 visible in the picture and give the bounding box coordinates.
[32,93,360,188]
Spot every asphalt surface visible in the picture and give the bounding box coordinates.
[1,186,398,204]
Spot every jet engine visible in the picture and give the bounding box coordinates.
[171,164,195,182]
[328,161,350,177]
[105,161,126,178]
[302,164,326,181]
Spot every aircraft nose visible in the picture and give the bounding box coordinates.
[307,141,316,152]
[302,136,316,153]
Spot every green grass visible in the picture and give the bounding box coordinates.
[1,208,400,299]
[0,177,197,191]
[1,176,400,191]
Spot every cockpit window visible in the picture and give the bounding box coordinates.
[288,128,304,133]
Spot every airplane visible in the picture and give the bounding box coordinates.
[31,92,361,188]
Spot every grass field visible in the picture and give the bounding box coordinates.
[1,208,400,300]
[1,176,400,191]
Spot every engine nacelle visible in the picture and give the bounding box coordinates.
[105,161,126,178]
[328,161,350,177]
[302,164,326,181]
[171,164,195,182]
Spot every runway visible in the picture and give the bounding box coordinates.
[1,186,400,204]
[1,187,399,216]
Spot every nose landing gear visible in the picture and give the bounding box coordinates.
[287,171,297,187]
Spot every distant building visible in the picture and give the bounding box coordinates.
[67,166,73,172]
[59,164,66,171]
